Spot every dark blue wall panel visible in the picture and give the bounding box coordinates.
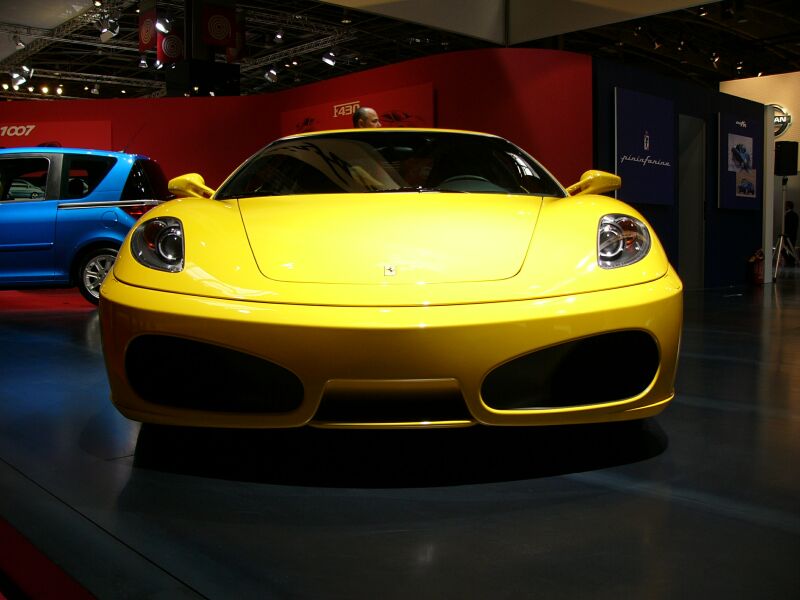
[593,58,764,288]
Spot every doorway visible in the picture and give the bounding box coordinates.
[678,115,706,289]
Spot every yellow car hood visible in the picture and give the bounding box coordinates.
[239,193,541,285]
[112,194,672,307]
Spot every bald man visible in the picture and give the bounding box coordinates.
[353,106,382,128]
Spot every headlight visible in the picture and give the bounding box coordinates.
[131,217,184,272]
[597,214,650,269]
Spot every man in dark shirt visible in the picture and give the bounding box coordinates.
[352,106,382,128]
[785,200,799,248]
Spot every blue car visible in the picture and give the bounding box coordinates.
[0,147,170,303]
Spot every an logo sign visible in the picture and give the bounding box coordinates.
[769,104,792,138]
[333,101,360,119]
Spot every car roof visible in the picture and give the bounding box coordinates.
[279,127,501,143]
[0,147,149,160]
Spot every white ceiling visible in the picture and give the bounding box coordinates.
[0,0,705,65]
[0,0,93,62]
[327,0,705,44]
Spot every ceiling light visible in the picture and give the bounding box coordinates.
[91,84,100,95]
[139,55,148,68]
[265,67,278,83]
[155,15,172,34]
[1,83,8,90]
[13,35,25,49]
[322,51,336,66]
[698,6,708,17]
[121,89,126,94]
[12,85,19,91]
[27,86,34,92]
[341,11,352,24]
[56,86,63,95]
[154,59,163,70]
[274,30,284,43]
[41,86,49,94]
[711,53,720,68]
[94,0,102,6]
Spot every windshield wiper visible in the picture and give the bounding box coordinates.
[380,186,460,193]
[221,191,282,199]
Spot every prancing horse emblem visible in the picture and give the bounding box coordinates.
[384,265,396,276]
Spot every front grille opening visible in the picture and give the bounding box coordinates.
[125,335,304,413]
[314,388,472,424]
[481,331,659,410]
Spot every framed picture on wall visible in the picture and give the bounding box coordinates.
[718,113,762,209]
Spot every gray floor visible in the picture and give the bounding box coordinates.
[1,278,799,599]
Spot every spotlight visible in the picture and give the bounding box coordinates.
[56,86,63,95]
[711,52,720,68]
[274,30,284,43]
[1,83,7,90]
[139,55,148,68]
[265,67,278,83]
[155,15,172,34]
[41,86,49,94]
[91,83,100,95]
[13,35,25,49]
[698,6,708,16]
[94,0,102,6]
[27,86,34,92]
[154,59,164,70]
[100,19,120,42]
[322,50,336,66]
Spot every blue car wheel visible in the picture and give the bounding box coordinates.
[78,247,118,304]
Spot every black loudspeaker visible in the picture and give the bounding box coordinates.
[775,141,798,176]
[165,59,240,97]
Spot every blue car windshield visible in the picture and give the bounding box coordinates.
[216,131,565,199]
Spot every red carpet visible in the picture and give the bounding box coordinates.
[0,519,95,600]
[0,289,94,313]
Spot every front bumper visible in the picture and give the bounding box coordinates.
[100,268,682,428]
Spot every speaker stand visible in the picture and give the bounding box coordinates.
[774,177,799,279]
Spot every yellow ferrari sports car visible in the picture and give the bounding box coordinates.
[100,128,682,429]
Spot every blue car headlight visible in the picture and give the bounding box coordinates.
[131,217,184,272]
[597,214,651,269]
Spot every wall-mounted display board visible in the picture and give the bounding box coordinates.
[614,87,675,205]
[718,113,762,210]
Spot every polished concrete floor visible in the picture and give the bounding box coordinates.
[0,278,799,599]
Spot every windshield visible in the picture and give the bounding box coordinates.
[216,131,565,199]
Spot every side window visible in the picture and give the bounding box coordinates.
[62,155,116,199]
[121,159,170,200]
[0,157,50,201]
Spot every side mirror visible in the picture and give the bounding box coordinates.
[566,170,621,196]
[168,173,215,199]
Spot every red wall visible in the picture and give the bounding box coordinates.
[0,48,592,188]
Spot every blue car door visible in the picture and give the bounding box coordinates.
[0,155,60,283]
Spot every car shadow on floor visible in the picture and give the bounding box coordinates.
[132,420,668,488]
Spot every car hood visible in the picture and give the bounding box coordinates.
[238,193,542,285]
